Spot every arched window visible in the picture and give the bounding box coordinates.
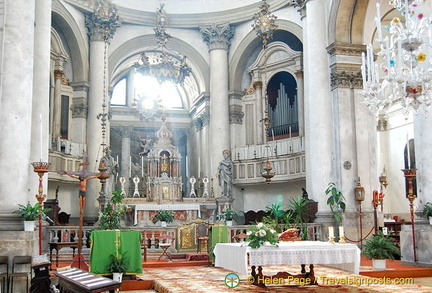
[267,71,298,139]
[110,71,183,110]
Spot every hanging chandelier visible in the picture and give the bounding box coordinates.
[361,0,432,116]
[252,0,278,49]
[134,4,192,85]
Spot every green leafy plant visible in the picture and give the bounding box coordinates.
[263,202,285,232]
[325,182,346,225]
[422,202,432,218]
[152,209,175,224]
[106,252,129,273]
[361,231,401,260]
[246,222,279,249]
[284,197,310,239]
[13,202,51,221]
[98,189,125,230]
[216,209,239,221]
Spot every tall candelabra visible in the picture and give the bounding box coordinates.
[32,161,50,255]
[402,168,417,262]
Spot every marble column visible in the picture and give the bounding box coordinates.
[84,3,121,221]
[294,70,304,137]
[200,24,234,197]
[0,0,36,227]
[300,0,334,220]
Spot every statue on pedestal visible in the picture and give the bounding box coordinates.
[217,150,233,197]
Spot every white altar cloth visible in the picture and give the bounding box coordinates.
[214,241,360,276]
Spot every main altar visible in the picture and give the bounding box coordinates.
[119,114,217,226]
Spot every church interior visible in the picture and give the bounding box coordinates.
[0,0,432,292]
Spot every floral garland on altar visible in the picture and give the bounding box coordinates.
[246,222,279,249]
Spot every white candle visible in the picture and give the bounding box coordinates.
[211,157,213,174]
[361,52,367,86]
[289,127,292,138]
[198,157,201,176]
[339,226,344,237]
[329,226,334,238]
[141,156,144,177]
[398,39,402,74]
[129,156,132,177]
[407,134,411,168]
[186,156,189,178]
[272,129,275,141]
[39,113,43,161]
[375,3,382,41]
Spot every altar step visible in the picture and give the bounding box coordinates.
[143,252,212,268]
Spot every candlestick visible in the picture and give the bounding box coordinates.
[32,161,50,255]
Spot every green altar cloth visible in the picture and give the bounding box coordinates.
[209,225,229,263]
[90,230,142,275]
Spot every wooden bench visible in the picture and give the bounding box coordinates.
[54,268,120,293]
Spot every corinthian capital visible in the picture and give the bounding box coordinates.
[200,24,235,51]
[85,0,122,42]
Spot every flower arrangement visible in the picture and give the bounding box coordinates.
[246,222,279,249]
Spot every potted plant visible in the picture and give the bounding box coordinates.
[152,210,175,227]
[98,189,125,230]
[13,202,51,231]
[106,252,129,282]
[325,182,346,225]
[263,202,285,232]
[361,231,401,270]
[422,202,432,225]
[216,209,239,226]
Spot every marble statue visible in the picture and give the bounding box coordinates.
[217,150,233,197]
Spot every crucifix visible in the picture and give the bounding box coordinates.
[58,152,107,269]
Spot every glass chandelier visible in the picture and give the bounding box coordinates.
[361,0,432,116]
[134,4,192,85]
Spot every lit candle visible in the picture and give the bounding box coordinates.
[339,226,344,237]
[39,113,43,161]
[328,226,334,238]
[373,190,379,202]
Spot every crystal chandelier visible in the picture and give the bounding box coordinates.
[134,4,191,85]
[361,0,432,116]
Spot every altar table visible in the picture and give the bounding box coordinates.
[214,241,360,276]
[90,230,142,275]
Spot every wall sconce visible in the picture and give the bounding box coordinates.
[261,160,275,183]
